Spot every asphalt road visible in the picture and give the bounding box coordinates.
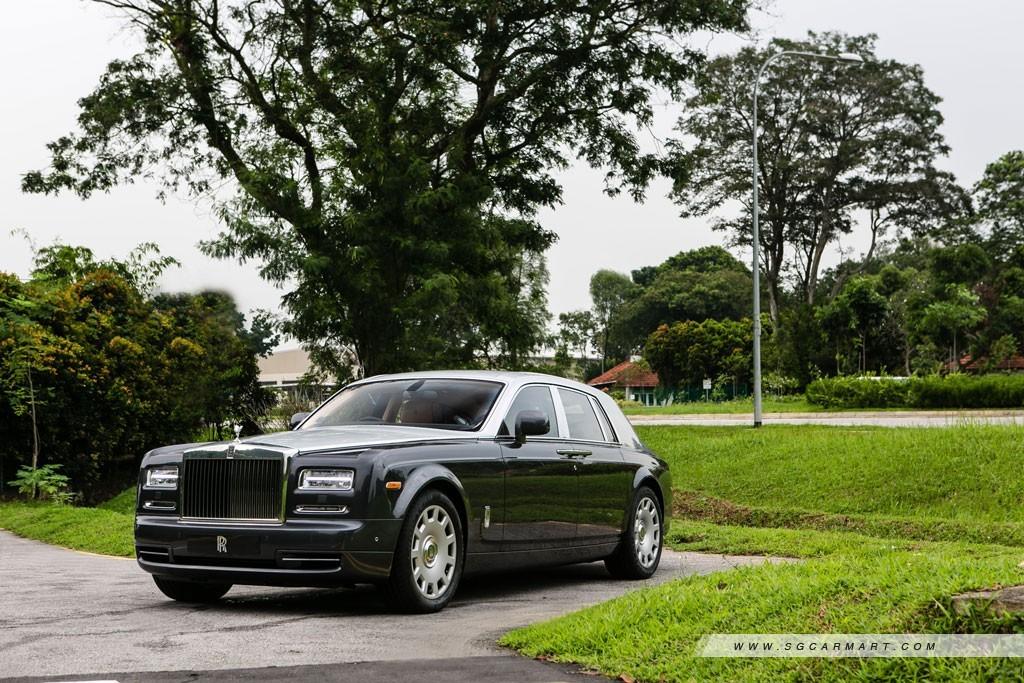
[630,409,1024,427]
[0,530,783,682]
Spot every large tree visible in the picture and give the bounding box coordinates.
[620,245,751,349]
[667,32,965,324]
[974,150,1024,260]
[24,0,749,377]
[589,269,637,370]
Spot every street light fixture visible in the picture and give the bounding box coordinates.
[750,50,863,428]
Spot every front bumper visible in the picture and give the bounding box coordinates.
[135,514,403,587]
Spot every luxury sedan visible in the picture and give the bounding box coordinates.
[134,371,671,612]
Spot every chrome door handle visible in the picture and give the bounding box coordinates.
[557,449,592,458]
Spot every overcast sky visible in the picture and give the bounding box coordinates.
[2,1,1022,349]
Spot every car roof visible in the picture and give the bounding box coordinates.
[352,369,598,393]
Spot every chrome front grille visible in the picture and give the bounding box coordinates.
[180,455,284,521]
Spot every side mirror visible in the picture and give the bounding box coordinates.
[289,412,310,430]
[514,410,549,446]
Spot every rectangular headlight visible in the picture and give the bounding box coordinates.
[145,466,179,489]
[299,469,354,491]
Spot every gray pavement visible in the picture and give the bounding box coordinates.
[629,409,1024,427]
[0,530,783,681]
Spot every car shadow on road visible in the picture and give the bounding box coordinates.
[150,560,624,617]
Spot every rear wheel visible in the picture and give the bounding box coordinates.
[385,489,464,613]
[605,486,663,580]
[152,576,232,603]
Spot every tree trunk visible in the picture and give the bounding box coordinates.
[27,369,39,500]
[806,223,831,307]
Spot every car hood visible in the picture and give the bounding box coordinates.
[241,425,479,454]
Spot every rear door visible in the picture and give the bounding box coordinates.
[498,384,578,550]
[555,388,633,545]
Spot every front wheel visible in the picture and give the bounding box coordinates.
[152,576,232,603]
[605,486,663,580]
[385,489,465,613]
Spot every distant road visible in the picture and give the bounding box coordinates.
[629,410,1024,428]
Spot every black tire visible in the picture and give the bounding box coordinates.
[152,576,232,603]
[385,489,465,613]
[605,486,663,580]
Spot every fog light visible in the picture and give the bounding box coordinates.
[298,469,354,491]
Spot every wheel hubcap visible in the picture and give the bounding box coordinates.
[634,496,661,569]
[411,504,457,598]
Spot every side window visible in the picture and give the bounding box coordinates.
[557,389,605,442]
[503,385,557,437]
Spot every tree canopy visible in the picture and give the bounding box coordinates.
[24,0,750,377]
[668,32,966,323]
[0,244,274,501]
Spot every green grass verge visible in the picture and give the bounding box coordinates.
[672,490,1024,547]
[98,486,137,515]
[640,424,1024,526]
[504,523,1024,681]
[505,426,1024,681]
[623,397,819,415]
[0,501,133,557]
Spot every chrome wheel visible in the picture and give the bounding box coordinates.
[410,504,457,599]
[634,496,661,569]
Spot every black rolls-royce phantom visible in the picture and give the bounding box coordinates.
[134,371,670,612]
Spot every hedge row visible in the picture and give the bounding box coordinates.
[805,374,1024,409]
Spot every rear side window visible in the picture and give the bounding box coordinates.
[503,385,557,437]
[557,389,605,441]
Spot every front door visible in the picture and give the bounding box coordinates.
[499,385,577,549]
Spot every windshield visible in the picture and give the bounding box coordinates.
[301,378,503,431]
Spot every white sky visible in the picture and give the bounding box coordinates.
[2,1,1021,348]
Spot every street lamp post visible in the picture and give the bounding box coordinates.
[751,50,862,428]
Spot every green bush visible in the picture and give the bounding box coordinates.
[806,374,1024,409]
[805,375,911,408]
[909,373,1024,409]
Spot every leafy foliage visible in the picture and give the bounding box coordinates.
[974,150,1024,258]
[805,374,1024,409]
[7,464,71,503]
[0,244,274,500]
[24,0,751,376]
[644,318,752,389]
[668,32,965,323]
[620,246,751,351]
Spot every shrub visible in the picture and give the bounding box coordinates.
[805,374,1024,409]
[909,374,1024,409]
[7,464,73,503]
[805,376,911,409]
[763,372,801,397]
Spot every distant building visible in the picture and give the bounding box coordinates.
[257,348,336,403]
[587,360,665,406]
[945,354,1024,373]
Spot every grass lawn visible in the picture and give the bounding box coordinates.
[641,424,1024,528]
[505,424,1024,681]
[504,522,1024,681]
[623,396,820,415]
[0,499,134,557]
